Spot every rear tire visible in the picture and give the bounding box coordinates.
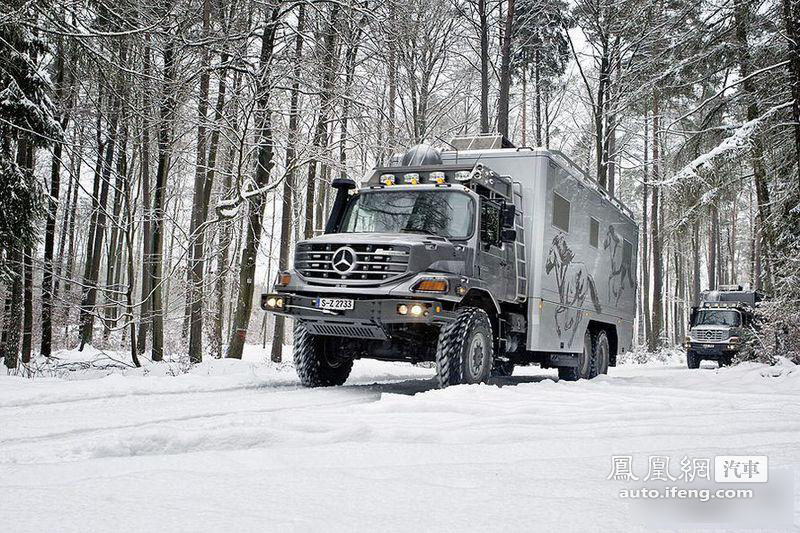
[592,330,610,376]
[293,325,354,387]
[686,350,700,369]
[558,330,593,381]
[435,307,493,388]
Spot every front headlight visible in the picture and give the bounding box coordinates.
[412,278,449,293]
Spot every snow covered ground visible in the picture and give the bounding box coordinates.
[1,347,799,531]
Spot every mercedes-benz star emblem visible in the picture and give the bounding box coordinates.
[331,246,358,274]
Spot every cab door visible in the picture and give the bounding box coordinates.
[477,198,509,299]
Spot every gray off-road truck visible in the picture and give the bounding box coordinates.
[684,285,759,368]
[263,134,638,387]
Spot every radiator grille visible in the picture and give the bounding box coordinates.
[295,243,411,285]
[694,329,729,342]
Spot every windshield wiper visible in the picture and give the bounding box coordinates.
[400,227,450,242]
[400,227,436,235]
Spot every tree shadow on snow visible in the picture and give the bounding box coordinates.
[343,374,555,396]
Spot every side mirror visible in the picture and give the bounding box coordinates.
[501,203,516,228]
[501,228,517,243]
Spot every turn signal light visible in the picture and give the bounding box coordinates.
[276,272,291,286]
[413,279,449,293]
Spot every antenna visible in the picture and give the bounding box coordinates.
[435,135,459,164]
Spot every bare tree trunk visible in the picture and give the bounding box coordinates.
[104,119,128,338]
[226,8,280,359]
[691,217,701,305]
[22,247,33,364]
[708,203,718,290]
[41,37,73,358]
[271,3,306,363]
[595,40,610,189]
[642,104,652,345]
[186,0,214,364]
[479,0,489,133]
[521,66,527,145]
[79,44,127,349]
[304,5,339,239]
[136,38,153,355]
[497,0,515,138]
[649,91,663,351]
[62,137,82,297]
[386,3,397,159]
[150,35,178,362]
[2,247,24,369]
[52,155,76,301]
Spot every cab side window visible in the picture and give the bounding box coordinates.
[480,199,502,247]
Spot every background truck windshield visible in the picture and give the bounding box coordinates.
[694,309,741,327]
[340,190,474,239]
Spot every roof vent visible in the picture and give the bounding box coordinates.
[401,143,442,166]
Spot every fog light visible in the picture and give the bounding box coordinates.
[275,298,284,308]
[398,304,408,315]
[267,297,277,308]
[456,286,466,296]
[410,304,424,316]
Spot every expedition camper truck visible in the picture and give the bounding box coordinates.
[262,135,639,387]
[684,285,760,368]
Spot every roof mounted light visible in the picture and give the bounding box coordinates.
[381,173,395,186]
[404,172,420,184]
[455,170,471,181]
[430,171,446,184]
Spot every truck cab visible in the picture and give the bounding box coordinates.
[263,137,638,387]
[684,285,759,368]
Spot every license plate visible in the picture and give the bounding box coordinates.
[315,297,354,310]
[703,344,715,349]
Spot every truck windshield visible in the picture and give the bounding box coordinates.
[693,309,741,327]
[339,190,474,239]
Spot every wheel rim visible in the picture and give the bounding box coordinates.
[323,339,346,368]
[468,332,487,378]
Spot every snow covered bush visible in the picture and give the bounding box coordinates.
[618,345,685,366]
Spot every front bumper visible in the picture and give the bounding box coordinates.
[684,341,741,358]
[261,293,456,340]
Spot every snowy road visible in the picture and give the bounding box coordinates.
[1,356,799,532]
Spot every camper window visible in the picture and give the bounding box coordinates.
[480,199,502,246]
[553,192,570,232]
[590,218,599,247]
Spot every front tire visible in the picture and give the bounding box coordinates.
[435,307,493,388]
[293,325,354,387]
[687,350,700,369]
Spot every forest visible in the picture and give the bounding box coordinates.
[2,0,799,370]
